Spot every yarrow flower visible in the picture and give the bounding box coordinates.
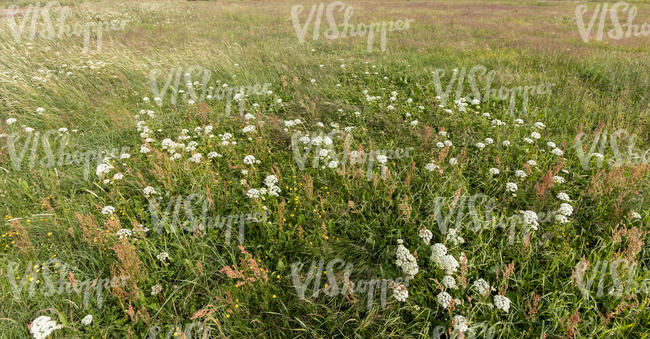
[151,284,162,295]
[453,315,469,334]
[506,182,518,193]
[246,189,260,199]
[515,170,527,178]
[437,291,453,308]
[553,176,565,184]
[519,210,539,231]
[396,239,419,277]
[243,155,256,165]
[116,228,132,239]
[442,275,457,289]
[156,252,170,262]
[430,243,447,264]
[143,186,156,197]
[392,283,409,302]
[101,206,115,215]
[425,163,439,172]
[81,314,93,326]
[29,316,62,339]
[558,203,573,216]
[419,228,433,245]
[493,295,511,312]
[557,192,571,201]
[96,163,113,177]
[489,168,500,175]
[473,278,490,296]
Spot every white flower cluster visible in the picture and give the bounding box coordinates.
[419,228,433,245]
[396,239,419,277]
[430,243,459,274]
[493,294,511,312]
[519,210,539,231]
[392,283,409,302]
[29,316,62,339]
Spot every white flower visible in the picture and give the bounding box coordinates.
[553,176,565,184]
[473,279,490,296]
[156,252,170,261]
[547,141,557,148]
[493,295,511,312]
[140,145,150,154]
[436,142,445,148]
[523,137,534,144]
[189,153,202,163]
[143,186,156,197]
[442,275,457,289]
[101,206,115,215]
[116,228,132,239]
[453,315,469,333]
[396,239,419,277]
[24,127,34,133]
[485,137,494,144]
[242,125,255,133]
[558,203,573,216]
[246,189,260,199]
[506,182,518,193]
[446,228,465,245]
[6,118,17,125]
[555,214,569,224]
[440,254,459,274]
[58,128,68,133]
[425,163,439,172]
[514,118,524,125]
[557,192,571,201]
[520,210,539,231]
[489,168,500,175]
[444,140,453,147]
[526,160,537,167]
[96,163,113,177]
[631,211,641,219]
[476,142,486,149]
[151,284,162,295]
[419,228,433,245]
[264,175,278,187]
[437,291,453,308]
[551,148,564,156]
[515,170,527,178]
[534,122,546,129]
[81,314,93,326]
[392,284,409,302]
[113,173,124,180]
[120,153,131,159]
[328,160,339,168]
[208,152,221,159]
[430,243,447,264]
[29,316,61,339]
[502,140,511,147]
[36,107,45,113]
[243,155,256,165]
[376,155,388,164]
[449,158,458,165]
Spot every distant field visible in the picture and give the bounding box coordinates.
[0,0,648,338]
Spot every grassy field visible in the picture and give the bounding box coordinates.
[0,0,649,338]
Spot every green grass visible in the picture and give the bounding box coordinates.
[0,0,649,338]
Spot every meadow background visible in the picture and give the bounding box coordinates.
[0,0,648,337]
